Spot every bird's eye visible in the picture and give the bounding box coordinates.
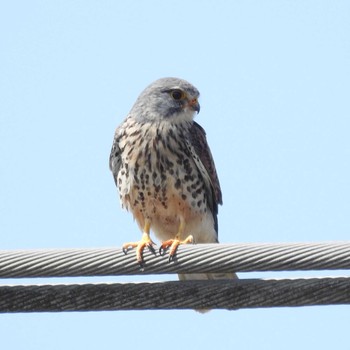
[170,89,185,100]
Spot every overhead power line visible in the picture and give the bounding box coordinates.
[1,242,349,312]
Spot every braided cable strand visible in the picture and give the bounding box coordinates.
[1,242,350,312]
[1,278,350,312]
[1,242,350,278]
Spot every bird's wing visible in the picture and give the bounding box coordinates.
[187,121,223,233]
[109,125,123,184]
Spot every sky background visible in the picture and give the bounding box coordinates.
[1,1,350,349]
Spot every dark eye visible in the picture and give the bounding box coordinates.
[170,89,185,100]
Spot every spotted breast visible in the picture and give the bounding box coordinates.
[112,116,216,244]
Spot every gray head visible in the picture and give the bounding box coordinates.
[129,77,200,123]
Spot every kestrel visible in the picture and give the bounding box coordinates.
[110,77,236,281]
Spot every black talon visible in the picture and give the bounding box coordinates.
[122,247,128,255]
[148,244,156,255]
[138,261,145,271]
[159,246,166,256]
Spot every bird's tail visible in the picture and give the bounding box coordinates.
[177,272,238,313]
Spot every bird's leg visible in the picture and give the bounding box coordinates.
[159,217,194,262]
[122,219,156,268]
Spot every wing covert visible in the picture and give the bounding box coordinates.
[187,121,223,233]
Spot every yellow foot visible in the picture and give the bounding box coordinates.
[159,235,194,262]
[122,233,156,268]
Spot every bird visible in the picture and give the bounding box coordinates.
[109,77,236,282]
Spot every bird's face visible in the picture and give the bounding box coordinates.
[130,77,200,124]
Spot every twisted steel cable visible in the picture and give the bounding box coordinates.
[1,278,350,312]
[1,242,350,278]
[1,242,350,312]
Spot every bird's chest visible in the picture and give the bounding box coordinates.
[117,124,207,217]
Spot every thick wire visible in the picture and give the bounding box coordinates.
[1,242,350,278]
[1,278,349,312]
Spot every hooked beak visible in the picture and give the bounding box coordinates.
[188,98,200,113]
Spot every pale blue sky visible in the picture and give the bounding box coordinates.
[1,1,349,349]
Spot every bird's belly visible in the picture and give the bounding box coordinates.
[143,189,216,243]
[151,208,217,244]
[147,191,203,239]
[120,169,213,242]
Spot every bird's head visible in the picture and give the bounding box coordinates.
[130,77,200,124]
